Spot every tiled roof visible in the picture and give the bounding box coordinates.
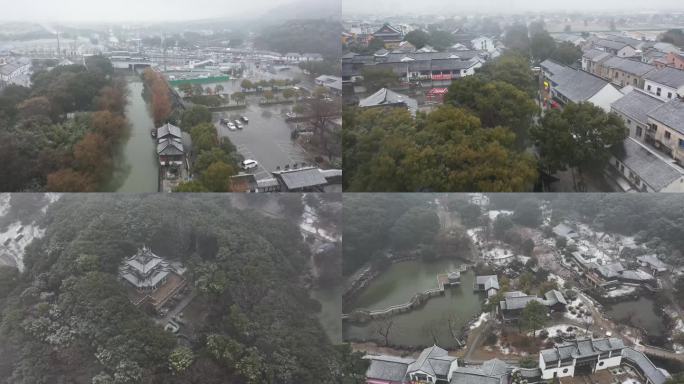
[611,89,664,126]
[613,138,682,192]
[643,66,684,89]
[647,99,684,135]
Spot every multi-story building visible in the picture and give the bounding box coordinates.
[596,56,656,88]
[540,338,624,379]
[646,99,684,165]
[372,24,404,49]
[643,66,684,101]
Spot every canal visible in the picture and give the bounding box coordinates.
[108,79,159,192]
[343,258,483,348]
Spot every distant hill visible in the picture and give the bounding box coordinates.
[259,0,341,22]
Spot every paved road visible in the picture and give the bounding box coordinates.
[155,290,198,326]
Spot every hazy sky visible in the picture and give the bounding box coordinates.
[0,0,301,22]
[343,0,684,15]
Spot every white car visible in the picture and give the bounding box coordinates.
[227,122,236,131]
[241,159,258,170]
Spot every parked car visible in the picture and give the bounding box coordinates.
[241,116,249,123]
[219,118,227,125]
[234,120,243,129]
[241,159,258,170]
[227,122,236,131]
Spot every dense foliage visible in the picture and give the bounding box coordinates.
[342,106,538,192]
[0,57,128,192]
[0,194,348,383]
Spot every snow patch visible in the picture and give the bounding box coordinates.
[0,193,9,217]
[0,221,45,272]
[605,285,637,298]
[470,312,490,330]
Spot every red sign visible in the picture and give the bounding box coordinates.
[431,73,453,81]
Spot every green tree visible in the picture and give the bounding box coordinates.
[190,123,218,152]
[343,106,537,191]
[231,92,246,105]
[180,105,212,131]
[201,161,235,192]
[478,53,537,97]
[240,79,254,91]
[446,76,538,145]
[530,30,557,63]
[428,30,456,51]
[214,84,224,94]
[174,180,209,192]
[178,83,193,96]
[361,67,399,93]
[503,24,531,55]
[531,102,627,179]
[550,42,583,66]
[404,29,431,49]
[282,88,296,100]
[521,300,548,336]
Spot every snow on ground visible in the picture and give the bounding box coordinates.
[564,297,594,323]
[42,193,61,213]
[517,255,530,265]
[605,285,637,298]
[530,323,590,338]
[487,210,513,221]
[300,200,339,242]
[0,193,9,217]
[548,273,566,288]
[0,221,45,272]
[470,312,490,330]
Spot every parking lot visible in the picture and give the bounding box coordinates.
[214,103,311,179]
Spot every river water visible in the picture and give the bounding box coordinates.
[109,79,159,192]
[343,258,483,348]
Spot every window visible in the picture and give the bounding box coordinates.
[599,362,605,367]
[665,131,671,140]
[633,78,637,86]
[636,126,642,137]
[668,92,673,99]
[657,87,662,96]
[679,139,684,149]
[563,369,569,374]
[647,85,652,91]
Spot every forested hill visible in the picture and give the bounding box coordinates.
[0,194,347,384]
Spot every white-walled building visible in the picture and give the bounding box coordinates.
[643,67,684,101]
[539,338,624,379]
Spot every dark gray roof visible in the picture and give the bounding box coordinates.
[156,138,184,156]
[540,338,624,364]
[647,99,684,135]
[622,348,670,384]
[552,223,577,238]
[583,49,612,62]
[602,57,655,77]
[359,88,418,116]
[157,123,182,139]
[611,90,665,126]
[365,356,411,382]
[614,138,682,191]
[595,39,631,51]
[541,60,613,102]
[407,345,455,377]
[643,67,684,89]
[449,359,511,384]
[274,167,328,190]
[475,275,500,291]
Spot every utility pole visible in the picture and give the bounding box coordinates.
[56,30,61,58]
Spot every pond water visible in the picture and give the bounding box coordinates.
[343,259,483,348]
[108,79,159,192]
[605,296,666,337]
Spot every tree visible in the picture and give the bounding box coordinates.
[180,105,212,131]
[178,83,193,97]
[91,110,127,142]
[503,24,531,55]
[201,161,236,192]
[343,106,537,191]
[17,96,51,120]
[660,29,684,49]
[46,168,95,192]
[521,300,548,336]
[169,347,194,374]
[231,92,246,105]
[361,67,399,93]
[446,76,538,145]
[478,53,537,97]
[193,83,204,96]
[376,318,394,346]
[530,30,557,64]
[428,30,456,51]
[73,133,110,178]
[214,84,224,95]
[512,199,542,227]
[263,90,275,102]
[282,88,296,100]
[550,42,583,66]
[174,180,209,192]
[240,79,253,91]
[532,102,627,182]
[493,214,514,239]
[522,238,535,256]
[190,123,218,152]
[95,82,127,114]
[404,29,431,49]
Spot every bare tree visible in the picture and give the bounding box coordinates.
[376,318,394,346]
